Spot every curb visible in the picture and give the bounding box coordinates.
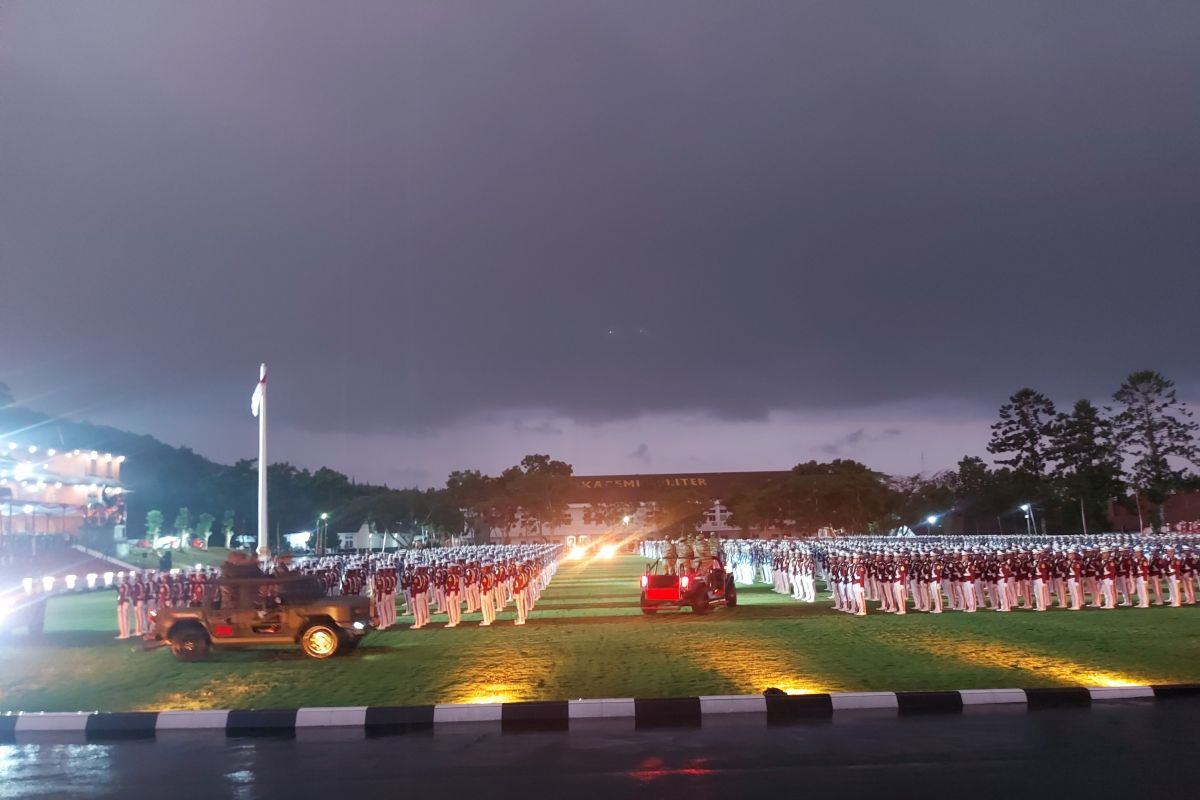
[2,685,1196,740]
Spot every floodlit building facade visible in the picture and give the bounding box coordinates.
[488,471,791,545]
[0,442,127,537]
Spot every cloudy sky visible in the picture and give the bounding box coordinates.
[3,1,1199,486]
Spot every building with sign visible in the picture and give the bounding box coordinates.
[0,442,127,540]
[488,471,790,545]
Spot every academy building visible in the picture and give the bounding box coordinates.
[491,471,790,545]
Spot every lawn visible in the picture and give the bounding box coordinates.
[1,555,1198,712]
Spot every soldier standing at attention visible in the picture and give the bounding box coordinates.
[444,565,462,628]
[479,563,496,626]
[130,571,147,635]
[115,574,131,639]
[512,562,529,625]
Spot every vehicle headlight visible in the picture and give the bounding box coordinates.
[352,621,365,630]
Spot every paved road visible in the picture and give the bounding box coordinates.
[2,699,1195,799]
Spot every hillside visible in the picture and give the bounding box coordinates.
[0,402,392,540]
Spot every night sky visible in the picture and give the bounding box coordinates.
[3,2,1199,486]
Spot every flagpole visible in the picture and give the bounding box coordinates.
[256,363,269,561]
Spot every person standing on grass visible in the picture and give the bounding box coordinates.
[444,565,462,628]
[115,573,131,639]
[512,562,529,625]
[479,563,496,626]
[1181,546,1197,605]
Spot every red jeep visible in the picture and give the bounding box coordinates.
[639,557,738,615]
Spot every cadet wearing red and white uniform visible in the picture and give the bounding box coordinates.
[1033,552,1052,611]
[1180,547,1197,605]
[444,566,462,628]
[131,572,147,635]
[479,564,496,626]
[115,574,132,639]
[1066,551,1084,610]
[410,567,430,629]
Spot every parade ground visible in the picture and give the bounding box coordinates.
[2,556,1199,713]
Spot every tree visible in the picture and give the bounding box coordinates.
[1112,370,1199,530]
[509,455,574,539]
[987,388,1057,478]
[645,485,710,538]
[582,501,640,531]
[145,509,164,545]
[222,509,236,548]
[1049,399,1123,533]
[195,512,216,547]
[173,507,191,550]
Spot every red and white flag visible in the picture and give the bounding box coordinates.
[251,364,266,417]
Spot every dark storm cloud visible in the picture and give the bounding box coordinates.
[3,1,1200,451]
[817,427,902,456]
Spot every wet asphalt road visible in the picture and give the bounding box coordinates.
[2,699,1196,799]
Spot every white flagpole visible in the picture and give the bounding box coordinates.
[255,363,269,561]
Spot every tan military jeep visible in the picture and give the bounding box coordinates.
[151,574,371,661]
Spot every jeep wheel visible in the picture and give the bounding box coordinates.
[692,594,711,615]
[301,623,341,659]
[640,592,657,614]
[170,626,210,662]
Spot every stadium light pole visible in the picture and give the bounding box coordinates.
[1020,503,1036,536]
[926,514,938,535]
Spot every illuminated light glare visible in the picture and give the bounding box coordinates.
[13,462,33,481]
[103,572,114,587]
[599,544,618,560]
[869,629,1158,689]
[27,445,37,454]
[622,515,632,525]
[86,573,99,589]
[116,455,126,463]
[46,448,56,456]
[567,546,586,561]
[6,442,16,450]
[22,504,34,514]
[65,574,78,590]
[54,482,63,489]
[104,453,113,462]
[41,576,55,592]
[22,578,34,594]
[926,515,938,525]
[90,451,99,460]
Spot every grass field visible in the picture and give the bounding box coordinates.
[2,555,1198,712]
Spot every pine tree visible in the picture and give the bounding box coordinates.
[987,388,1057,477]
[1112,371,1199,529]
[1050,399,1123,533]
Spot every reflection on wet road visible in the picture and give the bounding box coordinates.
[2,699,1195,799]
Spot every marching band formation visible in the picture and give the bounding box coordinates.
[111,544,562,638]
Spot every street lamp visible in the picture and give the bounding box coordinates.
[1019,503,1037,536]
[317,512,329,554]
[925,514,938,534]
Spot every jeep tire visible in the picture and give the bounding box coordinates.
[301,623,341,659]
[170,625,210,662]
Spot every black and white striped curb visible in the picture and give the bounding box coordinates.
[2,685,1196,740]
